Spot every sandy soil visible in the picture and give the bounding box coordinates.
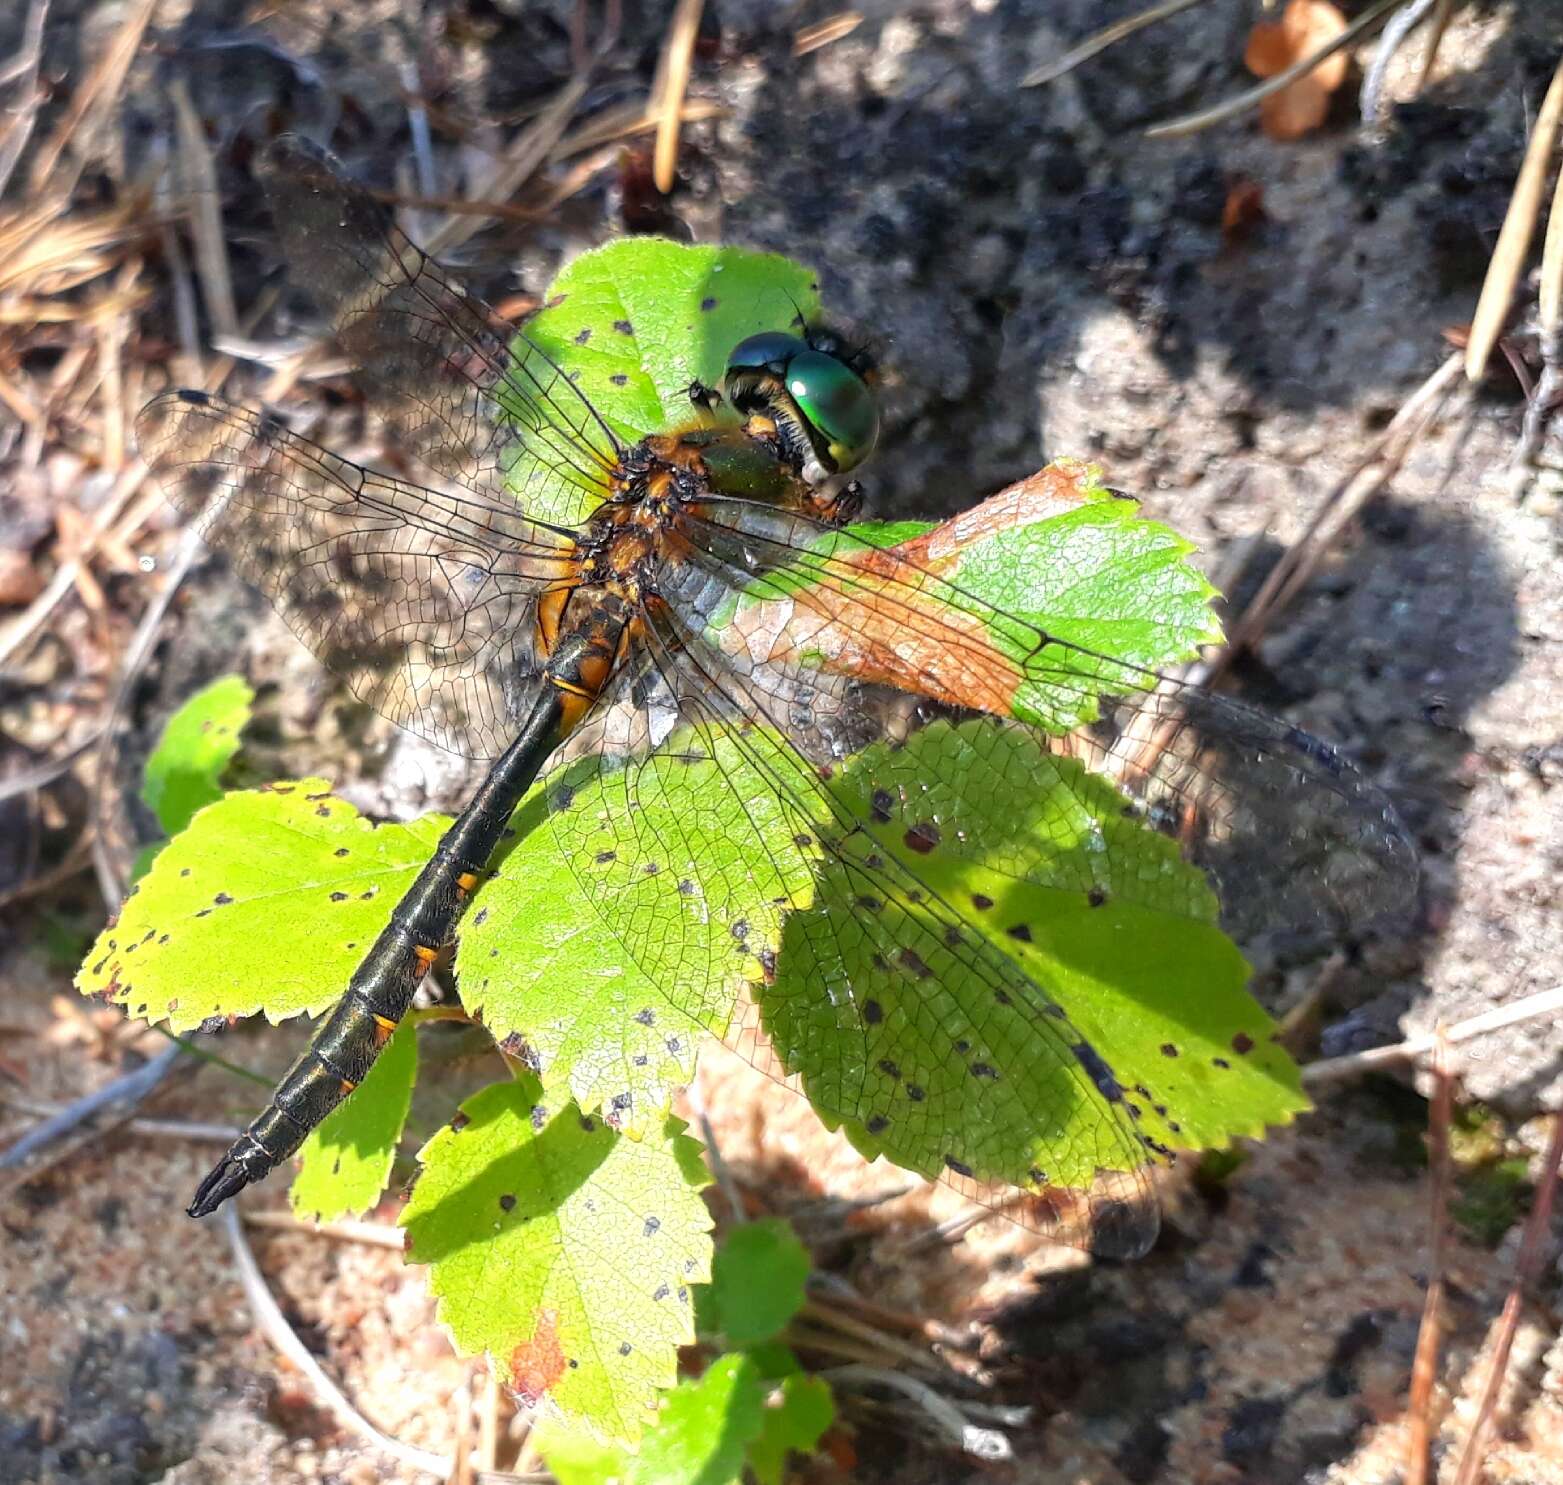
[2,2,1561,1482]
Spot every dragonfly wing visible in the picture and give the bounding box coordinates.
[538,609,1162,1257]
[678,496,1418,951]
[260,135,621,526]
[137,388,577,758]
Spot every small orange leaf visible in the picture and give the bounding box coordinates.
[1245,0,1349,141]
[1221,178,1267,244]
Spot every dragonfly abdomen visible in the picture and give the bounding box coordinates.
[185,850,483,1217]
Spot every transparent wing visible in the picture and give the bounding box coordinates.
[136,388,578,758]
[537,612,1162,1258]
[260,135,621,526]
[675,496,1419,951]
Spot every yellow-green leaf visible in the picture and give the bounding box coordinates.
[401,1076,713,1447]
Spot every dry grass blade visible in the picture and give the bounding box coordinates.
[26,0,157,192]
[1360,0,1436,125]
[1450,1109,1563,1485]
[0,462,149,670]
[220,1205,453,1476]
[1145,0,1406,139]
[1464,49,1563,382]
[0,0,50,197]
[553,97,727,163]
[1112,350,1462,784]
[652,0,706,195]
[795,12,864,58]
[0,191,153,308]
[423,74,590,258]
[1021,0,1211,89]
[1302,985,1563,1087]
[170,80,239,342]
[243,1210,406,1247]
[1225,350,1462,649]
[1416,0,1457,89]
[1404,1038,1452,1485]
[1540,152,1563,335]
[223,1208,549,1481]
[1515,155,1563,468]
[825,1364,1009,1457]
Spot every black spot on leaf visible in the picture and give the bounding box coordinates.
[903,823,939,853]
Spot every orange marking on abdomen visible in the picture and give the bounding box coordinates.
[372,1014,398,1045]
[456,872,479,895]
[339,1077,358,1095]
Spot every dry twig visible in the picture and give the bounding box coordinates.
[1404,1037,1452,1485]
[27,0,158,193]
[1302,985,1563,1088]
[1465,50,1563,383]
[795,13,865,58]
[1416,0,1457,89]
[1359,0,1437,125]
[242,1209,406,1248]
[651,0,706,195]
[1450,1110,1563,1484]
[0,0,50,197]
[1021,0,1211,89]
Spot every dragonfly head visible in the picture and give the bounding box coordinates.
[723,331,880,485]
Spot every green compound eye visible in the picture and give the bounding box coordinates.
[781,349,879,473]
[723,332,879,477]
[724,331,808,377]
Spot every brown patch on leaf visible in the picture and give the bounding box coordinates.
[509,1309,567,1404]
[717,467,1110,718]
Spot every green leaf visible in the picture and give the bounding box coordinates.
[513,240,820,524]
[401,1076,713,1447]
[290,1018,418,1223]
[748,1373,835,1485]
[458,732,819,1135]
[704,1219,811,1347]
[768,719,1306,1197]
[707,461,1220,737]
[75,780,447,1030]
[141,675,254,834]
[940,463,1221,731]
[540,1354,767,1485]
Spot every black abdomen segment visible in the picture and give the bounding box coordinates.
[187,609,624,1217]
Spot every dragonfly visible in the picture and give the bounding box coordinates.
[137,135,1416,1257]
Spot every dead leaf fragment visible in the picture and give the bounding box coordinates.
[1245,0,1350,140]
